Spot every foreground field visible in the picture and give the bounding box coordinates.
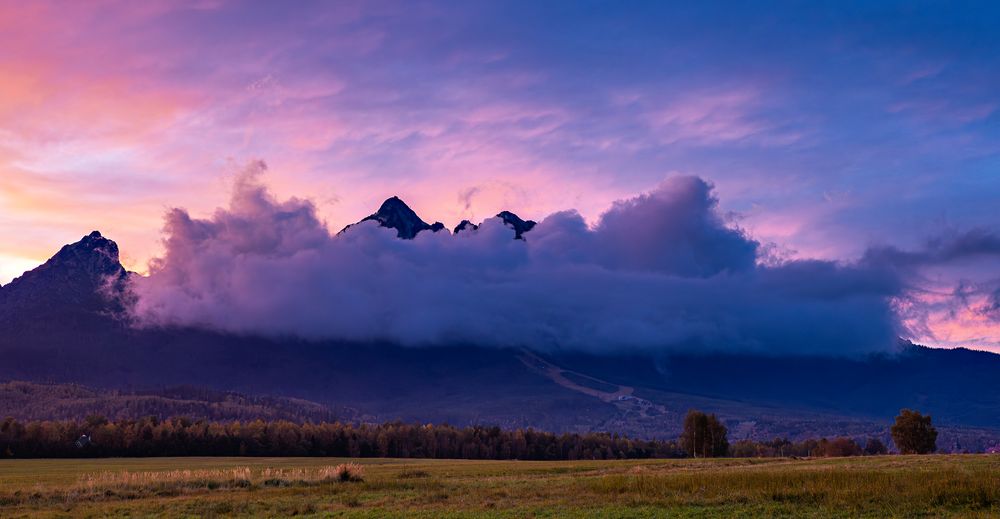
[1,455,998,518]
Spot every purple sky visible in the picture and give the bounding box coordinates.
[1,1,998,351]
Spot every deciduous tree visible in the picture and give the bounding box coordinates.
[679,410,728,458]
[891,409,937,454]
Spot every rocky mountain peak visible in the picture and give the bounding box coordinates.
[343,196,443,239]
[0,232,127,325]
[454,220,479,234]
[9,231,124,286]
[46,231,124,278]
[496,211,537,239]
[339,199,536,240]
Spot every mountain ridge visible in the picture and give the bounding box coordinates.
[338,196,538,240]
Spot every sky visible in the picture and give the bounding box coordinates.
[1,1,998,351]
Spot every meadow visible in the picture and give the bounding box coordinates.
[0,455,998,518]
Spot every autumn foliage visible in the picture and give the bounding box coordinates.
[0,416,682,460]
[891,409,938,454]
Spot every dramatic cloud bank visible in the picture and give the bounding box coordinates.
[128,162,903,355]
[863,230,1000,351]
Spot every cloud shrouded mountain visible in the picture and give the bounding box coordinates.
[2,164,999,445]
[127,162,902,355]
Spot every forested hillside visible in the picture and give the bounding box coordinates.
[0,381,355,423]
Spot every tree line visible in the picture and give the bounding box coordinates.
[680,408,939,458]
[0,416,684,459]
[0,408,941,459]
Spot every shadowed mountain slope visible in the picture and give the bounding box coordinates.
[0,381,355,423]
[0,231,126,331]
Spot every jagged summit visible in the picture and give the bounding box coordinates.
[0,231,127,326]
[341,196,444,239]
[340,198,540,240]
[454,220,479,234]
[9,231,124,286]
[376,196,412,215]
[496,211,537,239]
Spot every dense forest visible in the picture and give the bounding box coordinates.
[0,414,920,460]
[0,416,686,459]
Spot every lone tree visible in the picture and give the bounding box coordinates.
[680,410,728,458]
[890,409,937,454]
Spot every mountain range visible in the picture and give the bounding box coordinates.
[1,197,999,451]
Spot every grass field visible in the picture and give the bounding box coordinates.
[1,455,998,518]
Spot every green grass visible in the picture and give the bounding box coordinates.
[0,455,997,518]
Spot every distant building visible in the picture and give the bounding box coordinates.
[75,434,92,448]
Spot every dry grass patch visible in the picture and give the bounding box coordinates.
[331,462,365,482]
[78,464,363,489]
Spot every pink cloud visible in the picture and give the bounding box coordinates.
[900,292,1000,353]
